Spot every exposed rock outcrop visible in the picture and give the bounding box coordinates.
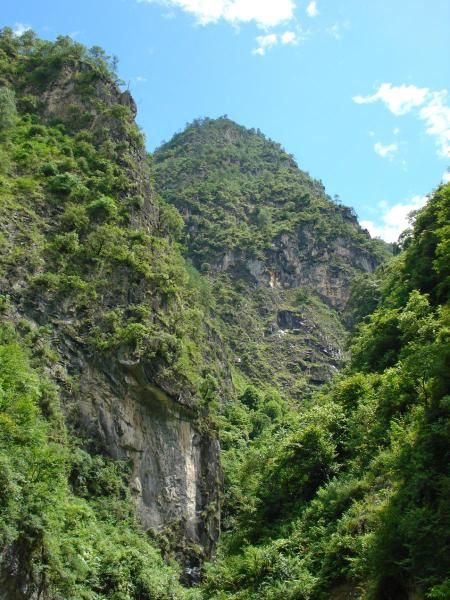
[57,333,220,565]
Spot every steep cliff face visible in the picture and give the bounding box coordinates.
[0,31,221,583]
[264,226,379,309]
[154,118,389,392]
[210,225,379,311]
[57,331,221,569]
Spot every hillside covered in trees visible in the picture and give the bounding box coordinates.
[0,29,448,600]
[199,182,450,600]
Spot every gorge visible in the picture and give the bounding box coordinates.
[0,29,448,600]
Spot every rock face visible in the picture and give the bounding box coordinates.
[213,226,379,311]
[40,62,138,123]
[37,84,224,565]
[60,335,220,565]
[39,69,222,562]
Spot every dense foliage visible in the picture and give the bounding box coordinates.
[201,184,450,599]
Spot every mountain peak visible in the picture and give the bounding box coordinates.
[154,117,388,310]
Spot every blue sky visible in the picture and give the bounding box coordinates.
[4,0,450,241]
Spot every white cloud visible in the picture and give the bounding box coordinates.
[419,90,450,158]
[306,1,318,18]
[353,83,429,116]
[252,32,278,55]
[442,171,450,184]
[134,75,148,82]
[353,83,450,158]
[253,30,298,55]
[139,0,296,28]
[361,195,427,243]
[393,127,400,135]
[13,22,31,37]
[374,141,398,160]
[281,30,296,44]
[326,23,341,40]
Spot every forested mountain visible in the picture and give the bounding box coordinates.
[153,116,389,310]
[0,28,448,600]
[154,118,389,393]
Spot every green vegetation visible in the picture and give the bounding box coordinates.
[154,116,389,267]
[200,184,450,599]
[0,27,212,597]
[0,318,193,598]
[0,28,448,600]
